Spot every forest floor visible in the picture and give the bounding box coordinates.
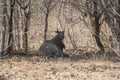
[0,51,120,80]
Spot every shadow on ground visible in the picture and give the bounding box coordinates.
[2,50,120,63]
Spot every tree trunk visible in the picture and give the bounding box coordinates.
[24,11,30,53]
[116,0,120,46]
[15,5,20,50]
[86,1,105,54]
[94,20,105,54]
[1,0,7,56]
[24,0,31,53]
[7,0,15,54]
[44,12,49,42]
[117,0,120,29]
[93,1,105,54]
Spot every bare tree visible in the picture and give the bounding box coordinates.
[68,0,105,53]
[1,0,7,56]
[7,0,15,54]
[16,0,31,53]
[13,3,20,51]
[98,0,120,56]
[86,0,105,54]
[41,0,57,42]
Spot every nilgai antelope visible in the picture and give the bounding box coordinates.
[37,29,69,58]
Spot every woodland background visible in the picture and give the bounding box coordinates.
[0,0,120,80]
[0,0,119,55]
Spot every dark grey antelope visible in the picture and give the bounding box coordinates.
[37,29,69,58]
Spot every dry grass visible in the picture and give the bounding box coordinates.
[0,51,120,80]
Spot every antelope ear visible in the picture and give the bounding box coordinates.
[55,31,59,33]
